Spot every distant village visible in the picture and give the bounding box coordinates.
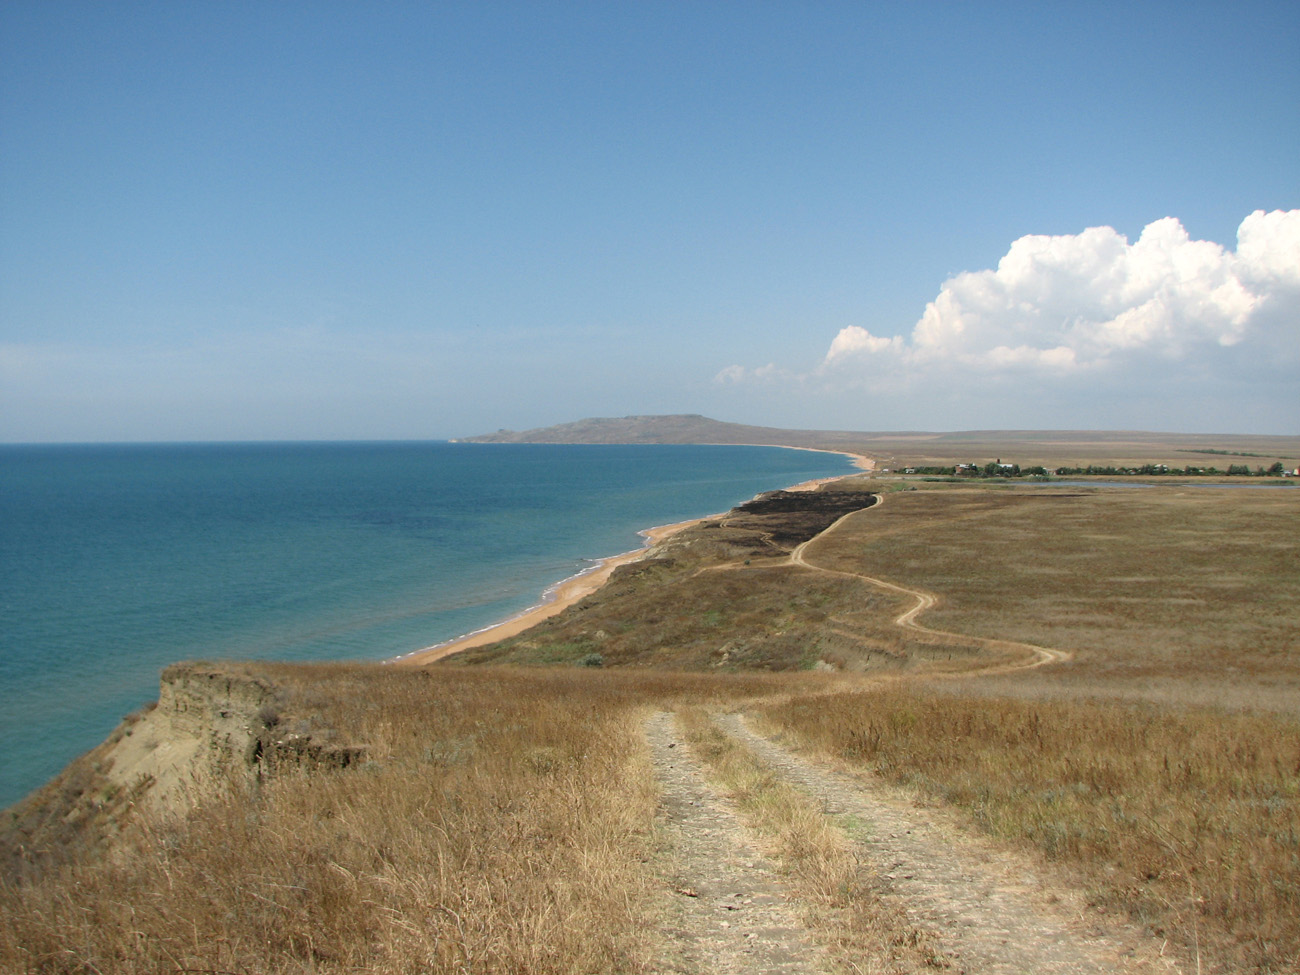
[890,460,1298,479]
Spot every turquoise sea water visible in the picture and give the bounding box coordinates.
[0,441,853,806]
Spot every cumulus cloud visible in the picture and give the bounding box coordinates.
[823,209,1300,376]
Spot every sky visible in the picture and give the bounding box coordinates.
[1,1,1297,441]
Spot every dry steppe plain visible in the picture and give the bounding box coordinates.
[3,435,1298,974]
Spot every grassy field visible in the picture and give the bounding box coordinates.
[807,483,1300,708]
[756,685,1300,973]
[3,477,1297,973]
[751,480,1300,972]
[1,665,826,974]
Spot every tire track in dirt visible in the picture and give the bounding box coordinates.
[645,711,832,975]
[718,712,1184,975]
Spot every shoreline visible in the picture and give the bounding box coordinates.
[391,516,708,666]
[392,447,874,667]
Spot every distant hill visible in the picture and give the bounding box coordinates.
[455,414,874,450]
[456,415,1300,470]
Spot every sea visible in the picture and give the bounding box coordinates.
[0,441,855,807]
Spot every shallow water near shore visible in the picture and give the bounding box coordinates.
[0,441,854,806]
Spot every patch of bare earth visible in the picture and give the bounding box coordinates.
[721,713,1187,975]
[646,710,833,974]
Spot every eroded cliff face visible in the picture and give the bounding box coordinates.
[105,664,284,809]
[2,662,362,880]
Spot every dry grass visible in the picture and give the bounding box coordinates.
[803,485,1300,704]
[461,562,917,672]
[755,483,1300,972]
[676,708,940,973]
[756,685,1300,974]
[0,666,801,975]
[456,490,994,675]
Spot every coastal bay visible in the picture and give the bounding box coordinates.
[4,432,1296,974]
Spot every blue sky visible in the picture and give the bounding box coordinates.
[2,2,1296,441]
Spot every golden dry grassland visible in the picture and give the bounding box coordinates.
[1,665,821,974]
[3,477,1297,974]
[757,687,1299,973]
[750,481,1300,972]
[810,484,1300,706]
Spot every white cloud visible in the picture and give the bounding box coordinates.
[1236,208,1300,286]
[823,210,1299,375]
[713,362,786,384]
[826,327,904,359]
[713,364,747,384]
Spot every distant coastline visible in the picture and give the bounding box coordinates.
[456,414,1300,470]
[395,445,875,666]
[405,414,1296,667]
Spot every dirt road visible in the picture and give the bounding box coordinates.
[646,711,832,974]
[647,709,1183,974]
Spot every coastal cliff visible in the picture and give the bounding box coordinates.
[1,663,364,879]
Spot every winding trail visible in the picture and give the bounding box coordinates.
[791,493,1072,672]
[641,491,1184,972]
[710,490,1069,673]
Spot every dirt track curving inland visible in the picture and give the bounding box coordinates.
[643,491,1181,973]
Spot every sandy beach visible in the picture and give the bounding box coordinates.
[393,448,874,667]
[393,517,708,666]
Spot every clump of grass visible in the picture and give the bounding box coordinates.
[676,708,941,973]
[3,669,615,973]
[756,685,1300,974]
